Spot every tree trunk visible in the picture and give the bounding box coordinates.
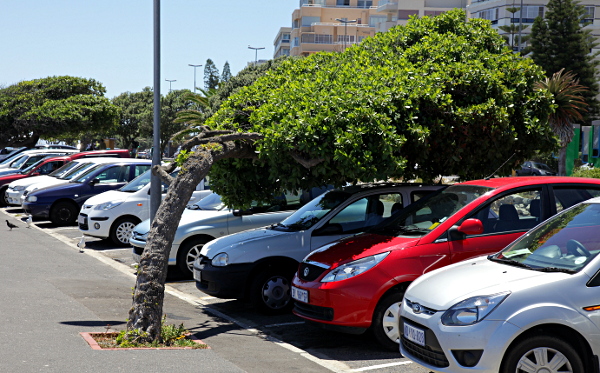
[127,138,259,342]
[558,144,568,176]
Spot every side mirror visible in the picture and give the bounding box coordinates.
[232,209,252,217]
[448,218,484,241]
[90,178,100,185]
[313,223,343,236]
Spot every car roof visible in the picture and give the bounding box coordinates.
[339,182,445,194]
[457,176,600,189]
[20,148,79,154]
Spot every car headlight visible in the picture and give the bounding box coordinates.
[94,201,124,210]
[321,252,390,283]
[13,186,25,191]
[25,195,37,202]
[441,292,510,326]
[212,253,229,267]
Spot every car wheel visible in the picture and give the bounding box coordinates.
[501,335,584,373]
[371,291,405,351]
[177,237,210,278]
[50,201,78,226]
[0,186,7,207]
[109,217,140,247]
[250,269,294,315]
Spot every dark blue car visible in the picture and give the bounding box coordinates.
[22,159,151,225]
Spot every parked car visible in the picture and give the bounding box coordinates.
[0,149,130,206]
[515,160,557,176]
[400,197,600,373]
[79,169,211,246]
[192,183,444,314]
[0,144,76,163]
[0,149,79,173]
[22,159,151,225]
[131,187,333,277]
[0,147,26,162]
[290,176,600,350]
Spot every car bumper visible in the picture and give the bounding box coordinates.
[399,305,519,372]
[77,212,112,239]
[193,255,254,299]
[5,189,24,206]
[22,202,50,219]
[131,239,178,266]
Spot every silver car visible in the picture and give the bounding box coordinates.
[400,197,600,373]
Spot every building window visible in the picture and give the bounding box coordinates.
[336,0,350,6]
[302,16,320,27]
[424,10,445,17]
[357,0,372,8]
[476,8,499,23]
[398,10,418,20]
[337,35,355,43]
[594,125,600,158]
[582,126,591,163]
[584,6,595,23]
[293,37,300,47]
[369,15,387,27]
[512,6,544,23]
[301,34,333,44]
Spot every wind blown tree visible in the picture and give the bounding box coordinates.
[221,61,232,83]
[111,87,153,150]
[0,76,119,148]
[535,69,588,175]
[127,9,556,342]
[203,59,220,90]
[530,0,600,121]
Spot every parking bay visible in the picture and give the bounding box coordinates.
[6,206,430,373]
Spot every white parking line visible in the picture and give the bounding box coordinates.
[349,361,413,371]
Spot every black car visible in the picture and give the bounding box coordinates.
[515,161,556,176]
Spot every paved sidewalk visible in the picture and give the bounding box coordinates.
[0,212,334,373]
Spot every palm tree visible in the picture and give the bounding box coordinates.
[535,68,589,176]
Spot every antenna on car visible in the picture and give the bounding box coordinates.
[485,153,515,180]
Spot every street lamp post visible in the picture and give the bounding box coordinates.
[335,18,357,52]
[165,79,176,92]
[248,45,265,64]
[188,64,202,93]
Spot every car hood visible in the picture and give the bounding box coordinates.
[0,168,20,177]
[200,227,289,258]
[305,233,422,268]
[405,257,552,310]
[84,190,128,206]
[25,177,67,191]
[132,208,231,236]
[9,175,54,188]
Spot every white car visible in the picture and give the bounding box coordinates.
[6,158,123,206]
[78,169,210,246]
[400,197,600,373]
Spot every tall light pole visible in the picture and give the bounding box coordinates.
[150,0,161,222]
[188,64,202,93]
[518,0,524,52]
[165,79,176,92]
[248,45,265,64]
[336,18,357,52]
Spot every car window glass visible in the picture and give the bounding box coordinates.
[62,163,97,180]
[466,188,542,235]
[39,161,62,175]
[23,155,48,168]
[8,154,27,168]
[328,193,403,233]
[553,187,600,213]
[95,165,130,184]
[134,164,151,178]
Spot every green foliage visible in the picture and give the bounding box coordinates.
[0,76,119,148]
[198,10,555,208]
[204,59,220,90]
[111,87,154,149]
[115,317,203,348]
[571,167,600,178]
[221,61,232,83]
[530,0,600,122]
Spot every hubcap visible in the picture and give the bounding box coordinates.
[382,301,402,344]
[116,222,136,244]
[517,347,573,373]
[261,276,290,309]
[185,244,203,272]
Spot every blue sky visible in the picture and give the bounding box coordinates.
[0,0,297,98]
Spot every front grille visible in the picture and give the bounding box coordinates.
[400,318,449,368]
[78,213,89,230]
[298,262,327,281]
[294,302,334,321]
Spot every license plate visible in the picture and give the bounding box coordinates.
[78,215,86,225]
[404,322,426,346]
[291,286,308,303]
[193,269,202,282]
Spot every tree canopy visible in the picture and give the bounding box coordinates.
[206,9,557,207]
[0,76,119,148]
[203,59,220,90]
[111,87,154,150]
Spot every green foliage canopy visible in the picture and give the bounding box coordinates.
[0,76,119,148]
[202,10,556,208]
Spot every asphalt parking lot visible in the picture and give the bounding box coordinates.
[2,206,433,373]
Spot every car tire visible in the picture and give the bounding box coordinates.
[250,268,295,315]
[371,290,405,351]
[50,201,79,226]
[177,237,210,278]
[109,217,140,247]
[501,335,585,373]
[0,186,8,207]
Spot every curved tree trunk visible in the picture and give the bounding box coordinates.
[127,135,260,342]
[558,144,568,176]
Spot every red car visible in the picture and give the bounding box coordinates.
[291,177,600,350]
[0,149,130,206]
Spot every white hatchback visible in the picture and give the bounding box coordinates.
[79,169,210,246]
[400,197,600,373]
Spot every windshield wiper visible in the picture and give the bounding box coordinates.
[488,256,535,270]
[536,267,577,274]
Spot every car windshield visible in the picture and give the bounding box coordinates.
[20,158,47,174]
[277,191,353,230]
[70,164,105,183]
[120,169,177,193]
[0,148,26,165]
[6,154,27,168]
[532,162,552,171]
[369,185,494,237]
[187,192,226,211]
[490,202,600,273]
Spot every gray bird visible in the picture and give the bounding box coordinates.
[6,220,18,230]
[25,215,32,228]
[77,236,86,252]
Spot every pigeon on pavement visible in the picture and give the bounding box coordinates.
[6,220,18,230]
[25,215,32,228]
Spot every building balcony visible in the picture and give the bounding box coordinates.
[377,0,398,13]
